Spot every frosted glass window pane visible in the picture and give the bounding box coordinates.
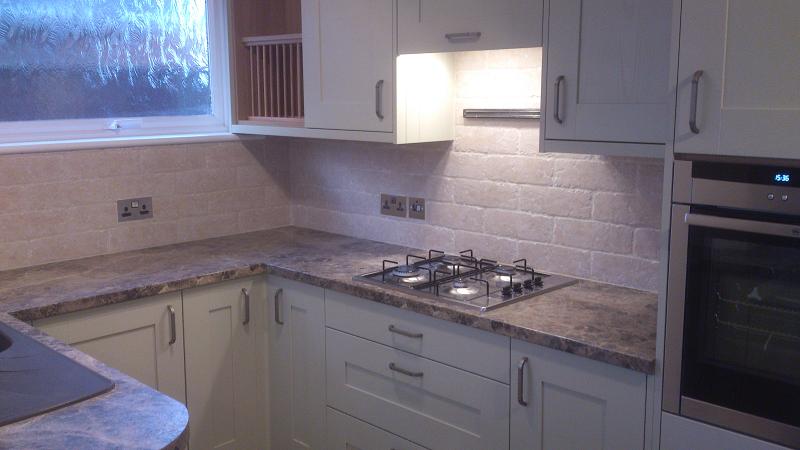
[0,0,211,122]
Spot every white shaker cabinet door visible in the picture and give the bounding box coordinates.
[33,292,186,405]
[183,277,265,450]
[544,0,671,151]
[397,0,543,54]
[674,0,800,159]
[267,276,326,450]
[510,339,647,450]
[302,0,394,133]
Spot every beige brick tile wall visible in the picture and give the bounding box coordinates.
[290,48,664,292]
[0,139,291,271]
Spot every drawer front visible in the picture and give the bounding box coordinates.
[326,328,510,450]
[325,290,510,383]
[326,407,428,450]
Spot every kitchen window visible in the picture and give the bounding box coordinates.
[0,0,229,148]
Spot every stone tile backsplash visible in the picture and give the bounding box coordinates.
[0,48,664,292]
[0,139,291,271]
[290,48,664,292]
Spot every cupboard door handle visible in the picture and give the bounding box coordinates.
[517,357,529,406]
[553,76,565,124]
[389,362,424,378]
[388,324,423,339]
[274,288,284,325]
[375,80,385,120]
[168,305,177,345]
[689,70,704,134]
[242,288,250,325]
[445,31,482,42]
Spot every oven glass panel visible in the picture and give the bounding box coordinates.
[683,222,800,427]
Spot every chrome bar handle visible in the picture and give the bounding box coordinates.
[167,305,177,345]
[388,324,423,339]
[274,288,284,325]
[242,288,250,325]
[689,70,704,134]
[389,362,423,378]
[445,31,482,42]
[517,357,529,406]
[553,76,565,124]
[375,80,385,120]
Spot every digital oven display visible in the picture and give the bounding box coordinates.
[774,172,791,184]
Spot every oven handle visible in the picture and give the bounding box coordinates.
[685,213,800,239]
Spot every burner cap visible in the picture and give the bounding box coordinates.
[494,265,516,276]
[392,265,421,278]
[449,279,480,296]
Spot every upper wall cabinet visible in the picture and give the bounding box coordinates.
[228,0,454,144]
[302,0,395,133]
[541,0,671,158]
[673,0,800,160]
[397,0,543,54]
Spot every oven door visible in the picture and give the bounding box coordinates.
[664,204,800,449]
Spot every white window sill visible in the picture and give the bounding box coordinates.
[0,132,264,156]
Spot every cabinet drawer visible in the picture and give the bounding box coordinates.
[326,328,509,450]
[327,407,428,450]
[325,290,510,383]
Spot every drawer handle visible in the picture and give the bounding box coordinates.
[388,324,423,339]
[389,362,423,378]
[167,305,177,346]
[274,288,284,325]
[517,357,529,406]
[242,288,250,326]
[445,32,482,42]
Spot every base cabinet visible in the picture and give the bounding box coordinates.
[510,339,647,450]
[33,292,187,405]
[183,277,266,450]
[326,327,510,450]
[326,407,427,450]
[267,275,326,450]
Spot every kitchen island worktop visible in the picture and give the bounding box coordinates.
[0,226,657,375]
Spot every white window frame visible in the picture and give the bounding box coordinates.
[0,0,231,149]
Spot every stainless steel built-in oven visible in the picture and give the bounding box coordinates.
[664,159,800,449]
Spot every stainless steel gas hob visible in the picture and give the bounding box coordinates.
[354,249,577,312]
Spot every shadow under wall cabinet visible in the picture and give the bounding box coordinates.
[673,0,800,160]
[33,292,187,406]
[396,0,544,54]
[229,0,455,144]
[541,0,672,158]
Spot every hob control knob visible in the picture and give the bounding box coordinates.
[513,282,523,293]
[501,285,513,297]
[534,276,543,287]
[523,279,534,290]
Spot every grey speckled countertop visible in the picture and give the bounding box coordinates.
[0,226,656,447]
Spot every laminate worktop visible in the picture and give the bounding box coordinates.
[0,226,657,375]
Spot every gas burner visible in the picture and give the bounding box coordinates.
[448,279,480,296]
[357,249,577,312]
[392,265,421,278]
[494,265,516,275]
